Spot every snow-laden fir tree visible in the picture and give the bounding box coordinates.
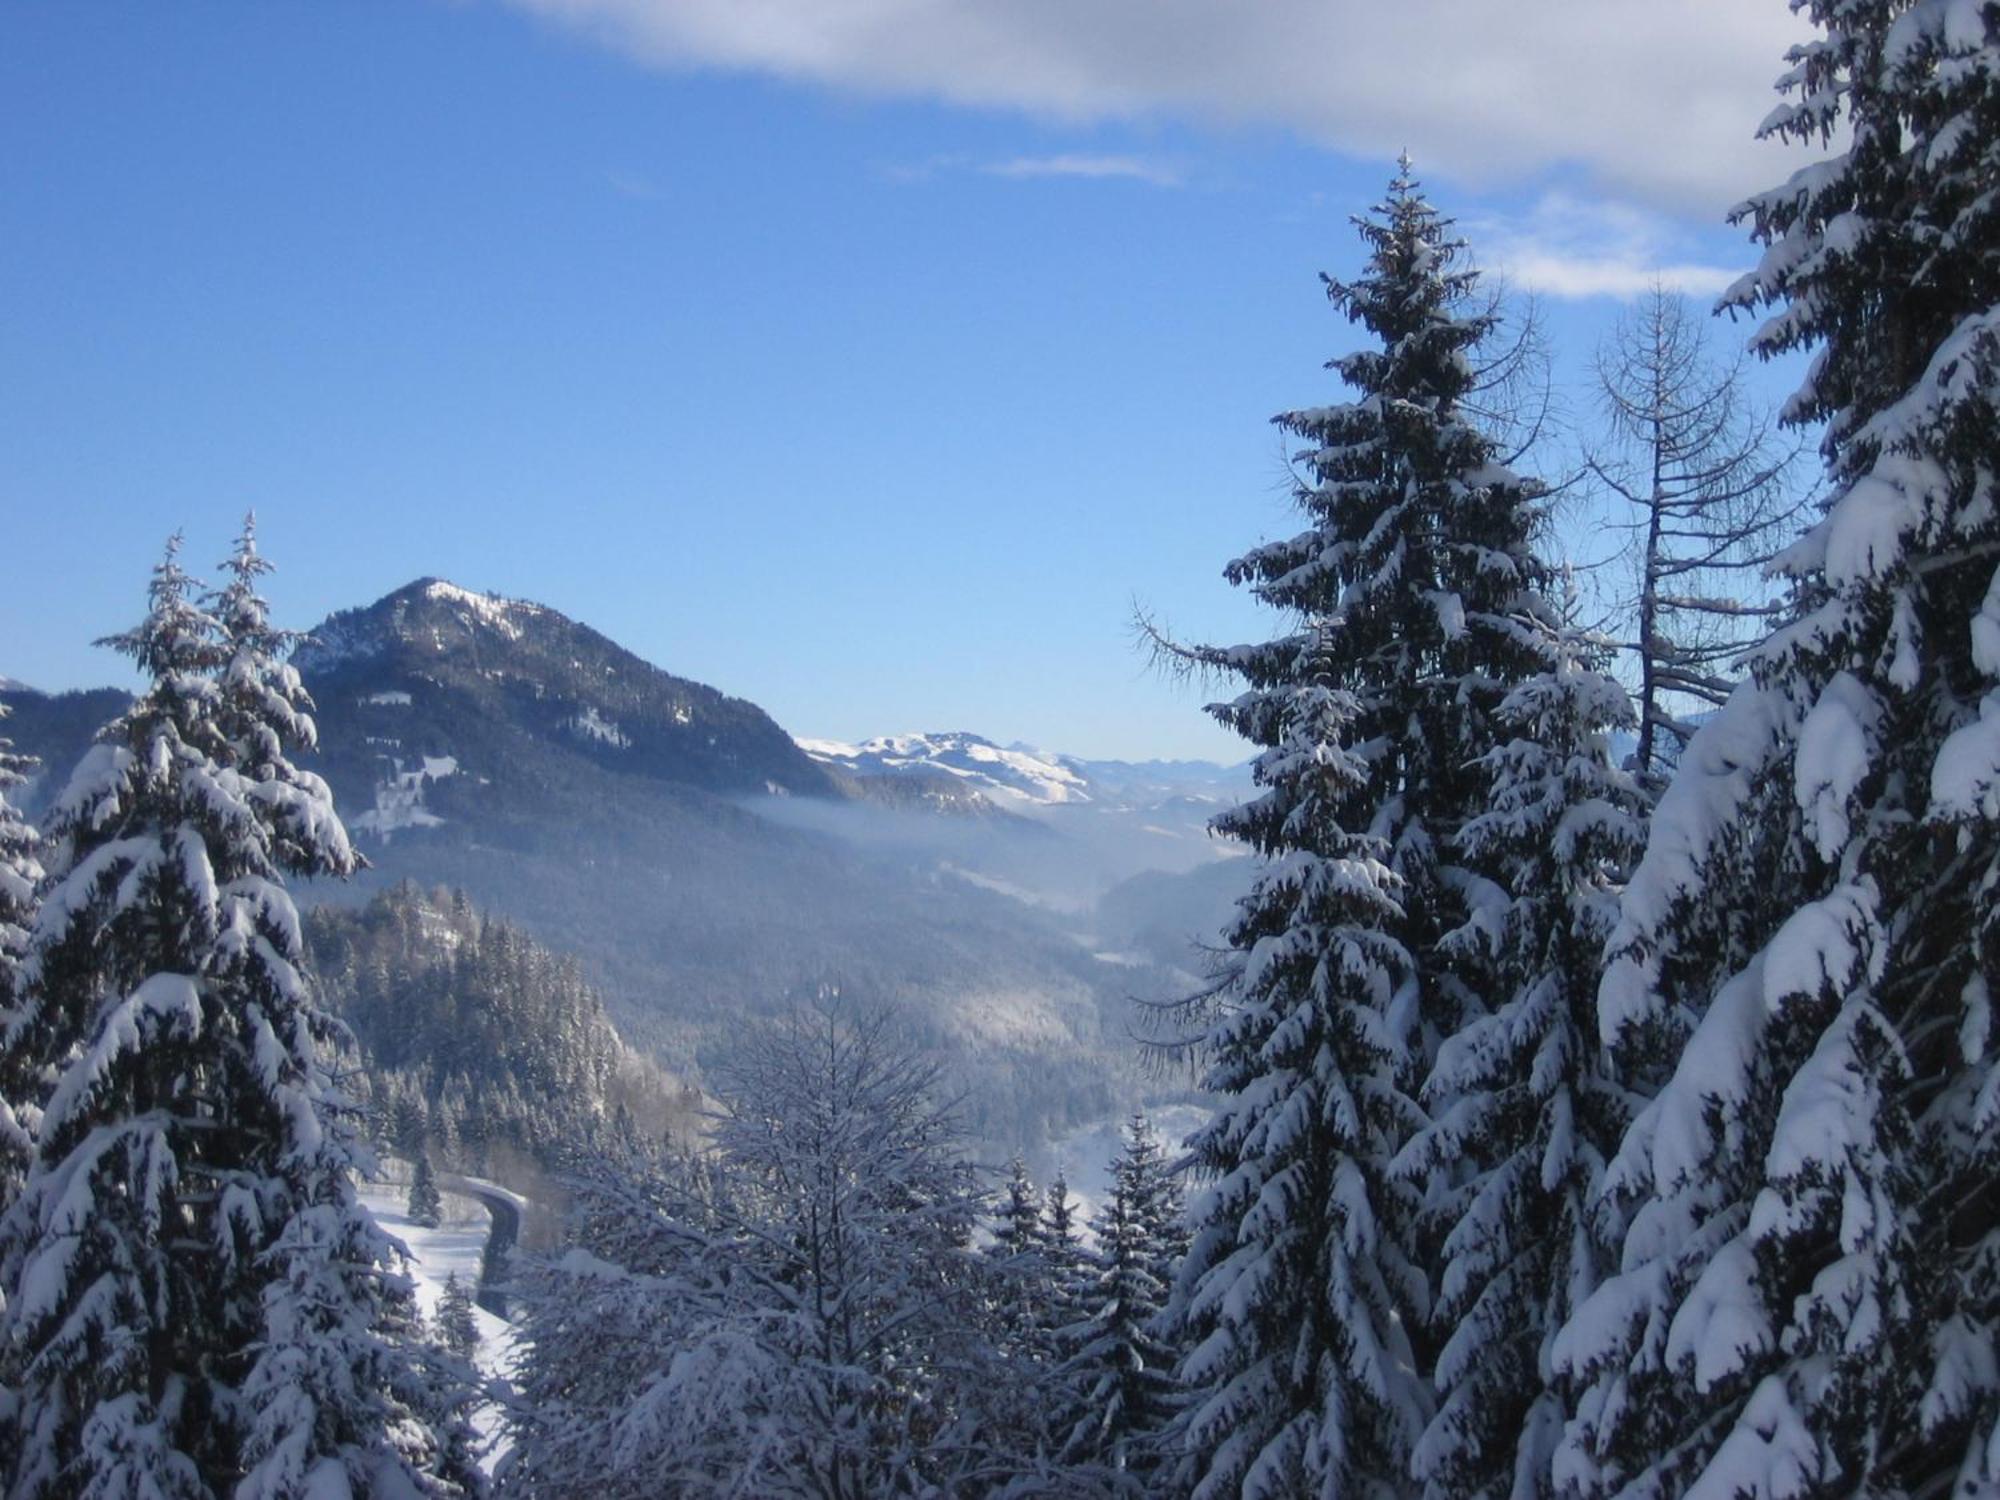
[985,1159,1058,1395]
[0,701,42,1217]
[992,1159,1042,1262]
[215,517,482,1497]
[1054,1115,1190,1486]
[1041,1169,1092,1346]
[1162,160,1556,1500]
[0,704,37,994]
[437,1272,480,1362]
[0,530,477,1499]
[410,1148,445,1230]
[1553,6,2000,1495]
[1399,611,1647,1500]
[392,1088,431,1161]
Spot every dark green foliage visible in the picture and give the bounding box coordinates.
[0,530,478,1497]
[1405,622,1647,1499]
[391,1088,432,1159]
[1040,1171,1091,1347]
[0,702,41,1212]
[1555,5,2000,1496]
[992,1158,1042,1260]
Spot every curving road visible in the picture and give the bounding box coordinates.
[442,1174,521,1319]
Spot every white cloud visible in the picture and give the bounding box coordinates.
[981,153,1180,187]
[499,0,1816,215]
[603,167,660,199]
[1471,192,1743,301]
[874,150,1179,187]
[870,153,967,184]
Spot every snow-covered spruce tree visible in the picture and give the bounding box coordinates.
[1162,161,1555,1499]
[1400,619,1647,1500]
[215,516,481,1498]
[391,1087,431,1161]
[437,1272,480,1362]
[1553,6,2000,1496]
[0,700,43,1464]
[1585,288,1809,790]
[0,702,42,1216]
[983,1158,1060,1437]
[0,533,476,1499]
[1041,1169,1092,1345]
[1055,1115,1190,1485]
[410,1148,445,1229]
[992,1158,1043,1263]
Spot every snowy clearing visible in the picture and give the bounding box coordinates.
[566,704,632,748]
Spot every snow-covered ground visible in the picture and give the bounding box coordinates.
[358,1175,520,1472]
[566,704,631,747]
[350,754,458,841]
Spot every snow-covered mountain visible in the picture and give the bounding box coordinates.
[299,577,836,816]
[798,730,1247,817]
[5,579,1239,1156]
[275,580,1181,1146]
[798,731,1090,809]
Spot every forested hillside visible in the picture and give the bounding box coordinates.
[305,884,701,1169]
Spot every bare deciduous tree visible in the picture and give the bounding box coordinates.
[1586,286,1811,786]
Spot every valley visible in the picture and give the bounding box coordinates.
[1,576,1250,1163]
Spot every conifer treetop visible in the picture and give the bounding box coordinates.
[1167,161,1559,1500]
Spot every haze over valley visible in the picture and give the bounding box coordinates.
[2,576,1249,1164]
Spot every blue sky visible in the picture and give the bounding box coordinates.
[1,2,1813,760]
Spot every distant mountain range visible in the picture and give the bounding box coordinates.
[795,729,1250,911]
[800,731,1089,809]
[2,578,1247,1153]
[799,730,1247,817]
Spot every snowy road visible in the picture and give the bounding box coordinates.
[443,1174,521,1317]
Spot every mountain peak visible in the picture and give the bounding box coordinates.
[293,577,836,815]
[400,576,544,618]
[298,578,547,665]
